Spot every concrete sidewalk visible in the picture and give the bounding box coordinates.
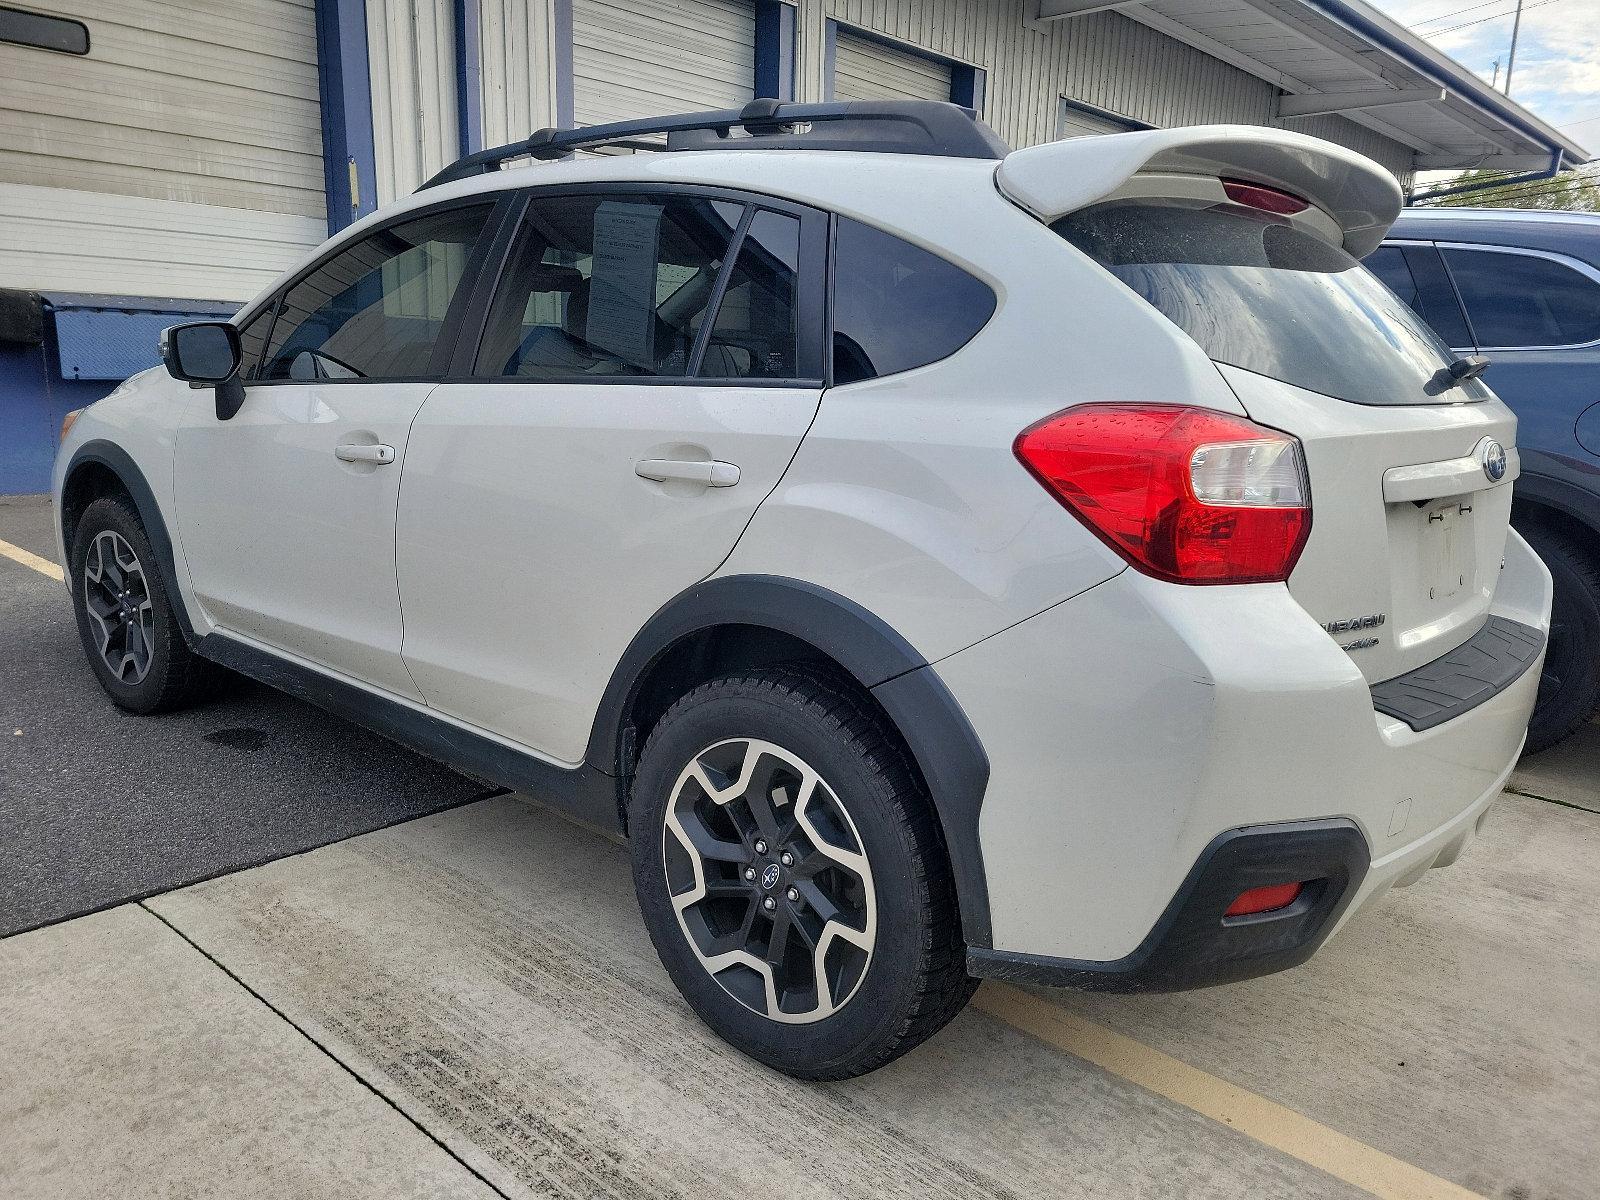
[4,787,1597,1200]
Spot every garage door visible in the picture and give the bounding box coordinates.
[573,0,755,127]
[1056,99,1141,138]
[833,32,951,104]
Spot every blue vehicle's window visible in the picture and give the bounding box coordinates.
[1443,248,1600,349]
[831,218,996,384]
[1055,200,1487,406]
[1367,244,1474,350]
[259,205,493,381]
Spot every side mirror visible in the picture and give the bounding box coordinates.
[160,321,246,420]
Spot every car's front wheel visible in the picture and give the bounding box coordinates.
[69,496,219,714]
[629,668,975,1078]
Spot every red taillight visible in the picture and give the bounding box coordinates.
[1225,881,1305,917]
[1014,404,1311,585]
[1221,177,1309,215]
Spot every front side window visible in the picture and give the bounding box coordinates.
[476,193,798,380]
[1442,247,1600,349]
[1056,199,1486,406]
[257,204,493,382]
[831,217,996,384]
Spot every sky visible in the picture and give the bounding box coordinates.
[1367,0,1600,149]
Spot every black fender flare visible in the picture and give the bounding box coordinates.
[1513,469,1600,543]
[587,575,994,947]
[62,440,194,636]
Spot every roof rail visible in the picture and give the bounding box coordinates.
[417,99,1009,192]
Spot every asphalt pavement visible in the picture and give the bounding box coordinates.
[0,500,492,936]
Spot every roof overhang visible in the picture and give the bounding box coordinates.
[1029,0,1590,173]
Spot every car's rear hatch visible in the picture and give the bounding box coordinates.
[998,126,1519,683]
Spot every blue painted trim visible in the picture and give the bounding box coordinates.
[826,19,977,106]
[314,0,378,234]
[553,0,574,127]
[822,19,837,102]
[1407,148,1563,203]
[754,0,796,101]
[951,64,985,114]
[453,0,483,153]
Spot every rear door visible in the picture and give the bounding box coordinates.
[1055,196,1517,682]
[396,187,826,762]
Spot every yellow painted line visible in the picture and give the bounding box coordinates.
[976,984,1483,1200]
[0,537,63,582]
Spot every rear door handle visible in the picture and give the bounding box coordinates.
[635,459,740,488]
[335,443,396,465]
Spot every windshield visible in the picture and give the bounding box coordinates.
[1053,200,1490,406]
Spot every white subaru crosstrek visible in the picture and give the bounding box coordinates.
[54,101,1550,1079]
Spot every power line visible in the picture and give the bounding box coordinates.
[1427,0,1560,37]
[1411,0,1523,28]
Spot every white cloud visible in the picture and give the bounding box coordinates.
[1367,0,1600,138]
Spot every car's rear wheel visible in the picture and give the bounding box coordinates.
[69,496,219,714]
[1521,525,1600,754]
[629,667,975,1079]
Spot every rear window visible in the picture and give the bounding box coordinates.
[1054,200,1488,406]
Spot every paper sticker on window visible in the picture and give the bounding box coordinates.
[586,201,662,369]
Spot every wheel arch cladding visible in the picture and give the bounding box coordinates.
[62,440,193,636]
[589,575,996,948]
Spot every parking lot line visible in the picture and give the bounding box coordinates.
[976,983,1484,1200]
[0,536,62,582]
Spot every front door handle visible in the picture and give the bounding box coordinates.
[635,458,740,488]
[335,443,396,465]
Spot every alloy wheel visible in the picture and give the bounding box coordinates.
[662,737,877,1024]
[82,530,155,685]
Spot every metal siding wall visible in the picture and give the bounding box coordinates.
[368,0,460,204]
[790,0,1413,178]
[833,32,952,103]
[572,0,755,127]
[0,0,324,218]
[478,0,558,145]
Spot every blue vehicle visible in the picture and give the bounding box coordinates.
[1373,208,1600,752]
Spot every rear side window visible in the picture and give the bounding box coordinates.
[1367,244,1473,350]
[831,218,995,384]
[1055,200,1486,406]
[258,205,492,381]
[1442,248,1600,349]
[475,193,802,380]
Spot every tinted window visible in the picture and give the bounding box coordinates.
[1056,200,1486,406]
[698,210,801,378]
[832,217,995,384]
[1367,244,1473,349]
[1443,248,1600,348]
[259,205,492,381]
[476,194,760,379]
[235,302,275,380]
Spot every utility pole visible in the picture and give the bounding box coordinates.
[1504,0,1525,94]
[1490,57,1501,89]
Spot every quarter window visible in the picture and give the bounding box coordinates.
[476,194,795,380]
[1442,248,1600,348]
[257,204,493,382]
[831,217,995,384]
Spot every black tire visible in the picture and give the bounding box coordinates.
[629,667,976,1079]
[1521,525,1600,754]
[69,495,220,714]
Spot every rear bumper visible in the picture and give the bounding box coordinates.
[936,529,1552,969]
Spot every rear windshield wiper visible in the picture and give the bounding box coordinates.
[1428,354,1491,395]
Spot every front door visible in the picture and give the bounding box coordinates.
[174,202,497,698]
[397,190,825,762]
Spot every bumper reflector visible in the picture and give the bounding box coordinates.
[1225,881,1304,917]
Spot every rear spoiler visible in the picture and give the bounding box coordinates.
[996,125,1403,258]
